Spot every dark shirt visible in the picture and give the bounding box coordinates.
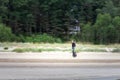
[72,42,76,47]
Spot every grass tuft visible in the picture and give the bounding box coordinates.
[112,48,120,53]
[13,48,42,53]
[4,47,8,50]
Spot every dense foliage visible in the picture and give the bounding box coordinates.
[0,0,120,44]
[81,14,120,44]
[0,24,15,42]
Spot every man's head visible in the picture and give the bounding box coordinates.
[72,40,75,43]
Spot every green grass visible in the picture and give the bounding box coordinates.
[112,48,120,53]
[0,42,120,53]
[12,47,108,53]
[13,48,71,53]
[13,48,42,53]
[76,48,107,52]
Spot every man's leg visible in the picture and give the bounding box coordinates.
[72,47,75,57]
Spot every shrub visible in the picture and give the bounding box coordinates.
[112,16,120,43]
[24,33,62,43]
[0,24,15,42]
[81,23,94,42]
[4,47,8,50]
[93,13,115,44]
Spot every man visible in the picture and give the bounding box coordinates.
[72,40,77,57]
